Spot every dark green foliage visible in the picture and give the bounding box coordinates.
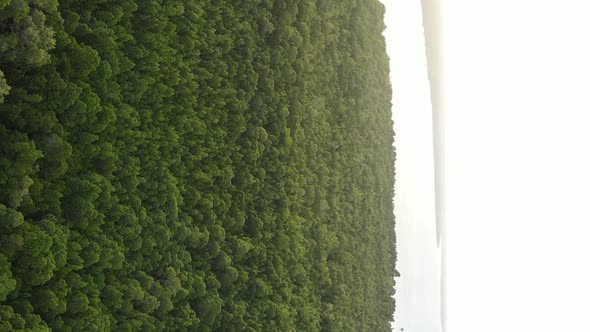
[0,0,397,330]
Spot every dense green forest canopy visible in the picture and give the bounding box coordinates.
[0,0,397,330]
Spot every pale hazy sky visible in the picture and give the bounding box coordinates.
[385,0,590,331]
[385,0,590,332]
[380,1,441,331]
[445,1,590,331]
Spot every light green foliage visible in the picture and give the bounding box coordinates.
[0,255,16,302]
[16,221,56,285]
[0,70,9,103]
[0,5,56,66]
